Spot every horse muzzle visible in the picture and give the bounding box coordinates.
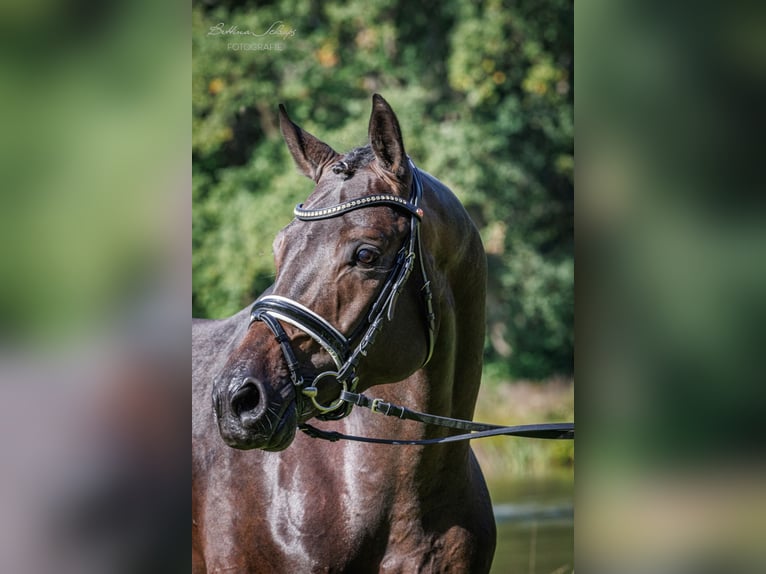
[212,376,298,451]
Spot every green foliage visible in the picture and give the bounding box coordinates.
[192,0,573,379]
[493,241,574,379]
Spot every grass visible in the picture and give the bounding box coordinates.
[471,377,574,480]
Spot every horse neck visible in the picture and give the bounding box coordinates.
[418,172,488,423]
[332,360,480,495]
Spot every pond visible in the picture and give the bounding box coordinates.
[488,474,574,574]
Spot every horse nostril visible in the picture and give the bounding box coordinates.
[231,378,264,418]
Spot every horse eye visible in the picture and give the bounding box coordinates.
[355,248,378,266]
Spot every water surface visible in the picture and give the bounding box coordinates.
[489,474,573,574]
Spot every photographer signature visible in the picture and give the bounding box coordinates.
[207,21,296,39]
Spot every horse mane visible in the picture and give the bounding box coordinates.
[335,145,375,173]
[332,145,407,195]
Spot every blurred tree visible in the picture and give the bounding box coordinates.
[192,0,573,380]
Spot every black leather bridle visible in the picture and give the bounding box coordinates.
[249,158,575,444]
[249,158,435,421]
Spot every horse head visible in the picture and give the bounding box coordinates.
[212,95,436,451]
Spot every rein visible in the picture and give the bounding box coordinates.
[299,390,574,445]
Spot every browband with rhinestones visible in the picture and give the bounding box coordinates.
[294,194,424,221]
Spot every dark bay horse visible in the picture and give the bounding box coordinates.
[192,95,496,573]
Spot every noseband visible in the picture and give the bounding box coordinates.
[249,159,435,420]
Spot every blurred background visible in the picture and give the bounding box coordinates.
[192,1,574,571]
[0,0,188,572]
[578,1,766,572]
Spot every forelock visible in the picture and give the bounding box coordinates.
[331,145,374,176]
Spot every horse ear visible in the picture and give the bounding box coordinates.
[368,94,408,178]
[279,104,337,182]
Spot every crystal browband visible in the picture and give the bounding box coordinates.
[294,194,424,221]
